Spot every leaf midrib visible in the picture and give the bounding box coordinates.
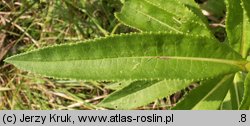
[133,8,182,33]
[9,56,246,70]
[240,11,248,58]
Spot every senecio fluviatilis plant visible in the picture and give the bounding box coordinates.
[4,0,250,110]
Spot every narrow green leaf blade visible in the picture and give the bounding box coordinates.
[5,33,244,81]
[242,0,250,20]
[220,91,232,110]
[240,73,250,110]
[99,79,191,109]
[178,0,207,22]
[225,0,250,58]
[116,0,212,37]
[241,0,250,58]
[173,75,234,110]
[230,72,245,109]
[105,81,134,90]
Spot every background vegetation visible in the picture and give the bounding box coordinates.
[0,0,226,110]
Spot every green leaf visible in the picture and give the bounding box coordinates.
[242,0,250,20]
[230,72,245,109]
[220,91,232,110]
[225,0,250,58]
[177,0,207,22]
[172,74,234,110]
[240,73,250,110]
[5,32,245,81]
[105,81,134,90]
[99,79,191,109]
[116,0,212,37]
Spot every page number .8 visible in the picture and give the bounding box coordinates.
[240,114,246,122]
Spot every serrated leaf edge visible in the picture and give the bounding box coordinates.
[172,74,234,110]
[99,79,193,109]
[4,32,245,81]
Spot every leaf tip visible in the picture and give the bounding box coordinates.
[4,54,25,67]
[4,56,13,64]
